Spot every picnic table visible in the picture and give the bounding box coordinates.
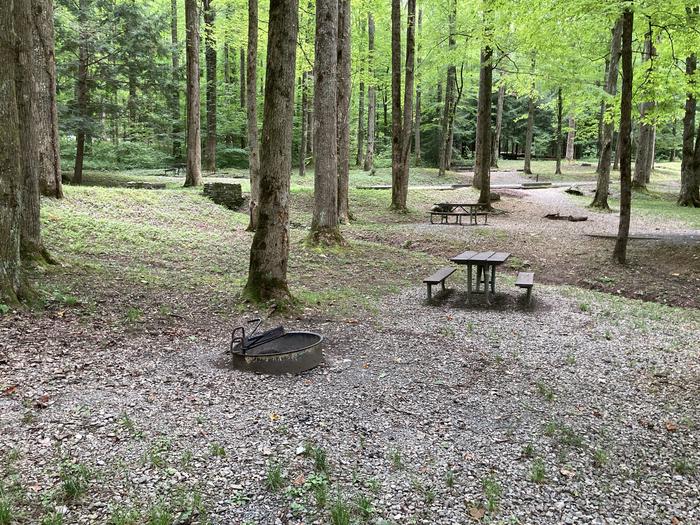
[449,250,510,304]
[430,202,489,226]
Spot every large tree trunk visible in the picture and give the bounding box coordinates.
[474,44,493,207]
[414,8,422,166]
[31,0,62,198]
[336,0,351,224]
[555,88,563,175]
[0,1,24,305]
[678,52,699,206]
[246,0,261,230]
[363,13,375,172]
[243,0,298,302]
[633,28,656,191]
[170,0,181,161]
[613,8,633,264]
[299,71,308,177]
[438,0,457,178]
[310,0,342,244]
[592,19,623,209]
[566,115,575,161]
[184,0,202,186]
[72,0,89,186]
[491,82,505,169]
[391,0,415,211]
[204,0,217,172]
[356,14,365,168]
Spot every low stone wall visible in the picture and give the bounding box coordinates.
[203,182,244,210]
[125,181,166,189]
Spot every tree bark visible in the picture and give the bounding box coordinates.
[243,0,298,302]
[310,0,343,244]
[555,87,563,175]
[592,19,623,209]
[414,8,422,166]
[613,8,633,264]
[363,13,375,172]
[31,0,62,198]
[523,67,535,175]
[633,28,656,191]
[223,42,230,83]
[246,0,261,230]
[678,51,699,206]
[184,0,202,186]
[337,0,351,224]
[438,2,457,177]
[299,71,308,177]
[170,0,181,161]
[474,44,493,207]
[491,83,505,169]
[0,1,24,305]
[72,0,89,186]
[565,115,575,161]
[356,13,366,168]
[240,47,246,109]
[204,0,217,172]
[391,0,415,211]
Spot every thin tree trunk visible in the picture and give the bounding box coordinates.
[0,1,24,305]
[204,0,217,172]
[414,8,422,166]
[357,77,365,167]
[613,131,620,170]
[299,71,308,176]
[566,115,575,161]
[595,65,607,167]
[184,0,202,186]
[364,13,375,172]
[438,0,457,177]
[613,8,633,264]
[390,0,402,205]
[223,42,230,84]
[491,83,505,168]
[170,0,181,161]
[246,0,261,230]
[72,0,89,186]
[240,47,246,108]
[310,0,343,244]
[678,51,699,206]
[243,0,298,302]
[523,62,536,175]
[669,119,676,162]
[633,27,655,191]
[555,87,563,175]
[32,0,62,198]
[591,18,623,209]
[336,0,351,224]
[398,0,415,199]
[474,44,493,207]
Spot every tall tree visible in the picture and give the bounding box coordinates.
[337,0,351,224]
[299,71,309,176]
[566,116,575,161]
[363,13,376,172]
[239,48,245,108]
[170,0,181,161]
[72,0,89,185]
[414,8,422,166]
[356,14,365,167]
[678,49,699,207]
[474,44,493,207]
[310,0,343,244]
[591,18,623,210]
[32,0,63,198]
[438,0,457,177]
[613,7,633,264]
[523,59,536,175]
[184,0,202,186]
[491,83,505,169]
[633,26,656,190]
[555,87,563,175]
[246,0,261,230]
[390,0,415,211]
[203,0,217,172]
[244,0,298,301]
[0,1,24,305]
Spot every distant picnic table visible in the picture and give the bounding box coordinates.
[450,250,510,304]
[430,202,489,226]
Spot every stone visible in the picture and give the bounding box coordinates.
[202,182,244,210]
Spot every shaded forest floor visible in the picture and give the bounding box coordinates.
[1,161,698,524]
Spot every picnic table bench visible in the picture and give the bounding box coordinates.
[164,164,186,176]
[515,271,535,303]
[423,267,456,300]
[429,202,489,226]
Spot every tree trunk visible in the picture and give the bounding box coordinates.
[243,0,298,302]
[474,44,493,207]
[678,52,699,206]
[336,0,351,224]
[414,8,422,166]
[357,77,365,167]
[364,13,375,172]
[204,0,217,172]
[184,0,202,186]
[399,0,415,195]
[223,42,230,83]
[240,47,246,109]
[555,87,563,175]
[299,71,308,177]
[72,0,89,186]
[523,72,535,175]
[613,8,633,264]
[0,1,24,305]
[633,29,656,191]
[591,18,623,210]
[170,0,181,161]
[438,0,457,177]
[310,0,342,244]
[246,0,261,230]
[31,0,62,198]
[566,115,575,161]
[491,83,505,168]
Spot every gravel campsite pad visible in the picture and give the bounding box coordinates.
[1,283,699,524]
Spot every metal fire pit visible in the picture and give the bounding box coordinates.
[228,319,323,374]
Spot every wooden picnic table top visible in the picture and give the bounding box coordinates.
[435,202,487,209]
[450,250,510,264]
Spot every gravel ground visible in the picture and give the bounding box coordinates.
[1,282,698,524]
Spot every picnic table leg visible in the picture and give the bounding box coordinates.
[475,266,482,293]
[490,264,496,293]
[483,265,491,305]
[467,264,473,303]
